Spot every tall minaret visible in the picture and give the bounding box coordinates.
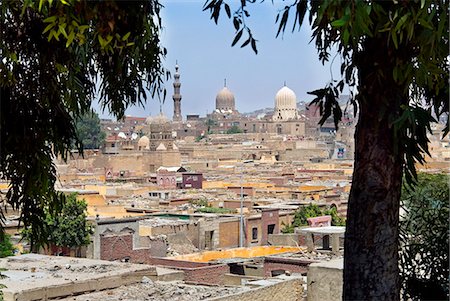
[172,62,182,122]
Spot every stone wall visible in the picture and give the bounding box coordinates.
[208,277,304,301]
[268,233,304,247]
[307,259,343,301]
[151,223,199,249]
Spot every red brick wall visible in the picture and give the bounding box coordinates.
[100,233,167,263]
[100,233,229,285]
[183,264,230,285]
[261,209,280,245]
[263,257,315,277]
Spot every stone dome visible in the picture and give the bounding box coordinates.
[215,87,235,111]
[275,86,297,109]
[138,135,150,149]
[273,86,298,121]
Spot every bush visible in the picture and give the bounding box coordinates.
[399,173,449,300]
[22,193,93,251]
[226,125,243,134]
[0,234,15,257]
[282,203,346,233]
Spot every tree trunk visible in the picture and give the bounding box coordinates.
[343,35,408,300]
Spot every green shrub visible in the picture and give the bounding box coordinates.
[0,234,15,258]
[399,173,449,300]
[281,203,346,233]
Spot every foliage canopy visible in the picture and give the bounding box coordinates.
[0,0,168,247]
[75,111,106,149]
[399,173,449,300]
[22,193,92,249]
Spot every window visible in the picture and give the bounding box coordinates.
[111,143,115,147]
[267,224,275,235]
[252,227,258,240]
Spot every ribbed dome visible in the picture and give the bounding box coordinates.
[215,87,235,111]
[273,85,298,121]
[275,86,297,109]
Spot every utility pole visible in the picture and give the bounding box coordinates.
[239,172,244,248]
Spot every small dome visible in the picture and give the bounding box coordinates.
[216,87,235,111]
[138,136,150,149]
[275,86,297,109]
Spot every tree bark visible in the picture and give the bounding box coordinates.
[343,34,408,300]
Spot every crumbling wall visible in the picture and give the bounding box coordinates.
[100,232,168,262]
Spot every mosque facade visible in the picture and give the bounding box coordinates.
[205,83,306,137]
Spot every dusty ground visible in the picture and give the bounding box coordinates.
[60,278,248,301]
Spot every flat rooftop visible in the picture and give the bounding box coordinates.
[0,254,157,301]
[170,245,305,263]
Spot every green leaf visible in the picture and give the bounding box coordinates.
[391,30,398,48]
[241,38,250,48]
[66,31,75,47]
[59,25,68,38]
[43,23,54,34]
[395,13,409,31]
[224,3,231,18]
[231,29,243,47]
[38,0,44,12]
[98,35,105,47]
[122,32,131,41]
[43,16,57,23]
[331,19,346,27]
[251,38,257,54]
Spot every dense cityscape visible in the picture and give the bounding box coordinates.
[1,1,448,301]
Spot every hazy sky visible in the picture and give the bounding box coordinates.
[97,1,340,119]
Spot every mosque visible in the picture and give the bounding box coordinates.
[105,63,317,153]
[203,80,307,136]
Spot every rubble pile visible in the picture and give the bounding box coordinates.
[62,278,248,301]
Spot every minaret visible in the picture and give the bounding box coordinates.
[172,62,182,122]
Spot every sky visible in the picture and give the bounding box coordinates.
[96,0,340,119]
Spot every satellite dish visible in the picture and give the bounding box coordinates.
[131,133,138,140]
[118,132,126,139]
